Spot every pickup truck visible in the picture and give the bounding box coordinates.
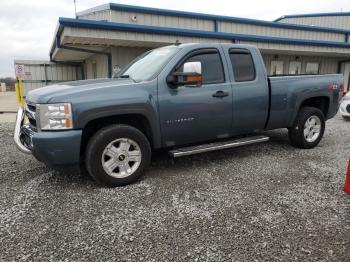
[14,43,343,186]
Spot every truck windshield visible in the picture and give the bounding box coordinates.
[115,46,179,82]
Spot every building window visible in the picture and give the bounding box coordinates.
[270,61,284,75]
[289,61,302,75]
[306,63,319,74]
[229,49,256,82]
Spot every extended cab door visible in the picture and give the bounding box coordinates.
[158,48,233,147]
[222,46,269,135]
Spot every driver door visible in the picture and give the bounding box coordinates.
[158,48,233,147]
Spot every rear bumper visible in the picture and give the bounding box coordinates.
[340,100,350,117]
[14,107,82,166]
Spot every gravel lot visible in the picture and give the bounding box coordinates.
[1,114,350,261]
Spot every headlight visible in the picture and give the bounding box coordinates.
[37,103,73,130]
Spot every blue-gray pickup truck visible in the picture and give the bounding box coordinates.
[14,43,344,186]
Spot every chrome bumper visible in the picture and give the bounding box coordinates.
[13,107,32,154]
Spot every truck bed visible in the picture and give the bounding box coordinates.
[266,74,343,130]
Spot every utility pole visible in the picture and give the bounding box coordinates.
[74,0,77,18]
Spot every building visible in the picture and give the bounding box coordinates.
[274,12,350,91]
[14,60,83,95]
[0,83,6,92]
[18,3,350,94]
[274,12,350,30]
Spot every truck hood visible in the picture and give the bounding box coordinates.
[26,78,135,104]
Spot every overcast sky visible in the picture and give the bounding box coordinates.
[0,0,348,77]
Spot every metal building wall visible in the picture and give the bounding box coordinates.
[69,7,350,60]
[58,6,350,83]
[85,53,108,79]
[278,16,350,30]
[61,26,350,55]
[240,40,350,55]
[14,60,83,95]
[109,10,214,31]
[78,10,111,21]
[81,43,341,80]
[105,10,346,42]
[61,27,233,48]
[111,46,149,70]
[219,21,344,42]
[84,47,157,78]
[261,54,339,75]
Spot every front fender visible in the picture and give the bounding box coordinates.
[74,101,162,148]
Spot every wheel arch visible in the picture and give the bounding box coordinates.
[80,112,161,156]
[289,96,330,126]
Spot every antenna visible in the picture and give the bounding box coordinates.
[74,0,77,18]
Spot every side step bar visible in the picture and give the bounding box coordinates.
[169,135,269,158]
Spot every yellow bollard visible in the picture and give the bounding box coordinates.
[18,78,24,108]
[15,82,22,106]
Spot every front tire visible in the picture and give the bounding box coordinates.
[288,107,325,149]
[85,124,151,187]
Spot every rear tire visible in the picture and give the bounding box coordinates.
[288,107,325,149]
[85,124,151,187]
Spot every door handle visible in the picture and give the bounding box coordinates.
[212,90,229,98]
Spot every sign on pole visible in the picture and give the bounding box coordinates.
[15,64,25,78]
[15,64,25,107]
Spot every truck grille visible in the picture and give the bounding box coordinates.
[25,102,37,131]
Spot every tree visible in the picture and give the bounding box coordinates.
[0,77,17,91]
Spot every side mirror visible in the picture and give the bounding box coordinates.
[167,61,202,87]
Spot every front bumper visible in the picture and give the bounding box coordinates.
[340,100,350,117]
[14,107,82,166]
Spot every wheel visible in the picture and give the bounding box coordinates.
[288,107,325,149]
[85,124,151,187]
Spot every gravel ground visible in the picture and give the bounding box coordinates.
[1,114,349,261]
[0,113,16,123]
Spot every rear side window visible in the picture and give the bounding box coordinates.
[178,51,225,84]
[229,49,256,82]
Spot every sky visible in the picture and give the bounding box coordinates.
[0,0,349,77]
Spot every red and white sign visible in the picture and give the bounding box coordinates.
[15,64,25,78]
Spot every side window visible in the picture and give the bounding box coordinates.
[229,50,256,82]
[178,51,225,84]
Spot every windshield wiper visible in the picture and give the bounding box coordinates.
[118,74,138,83]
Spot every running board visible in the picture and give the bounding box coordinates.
[169,135,269,158]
